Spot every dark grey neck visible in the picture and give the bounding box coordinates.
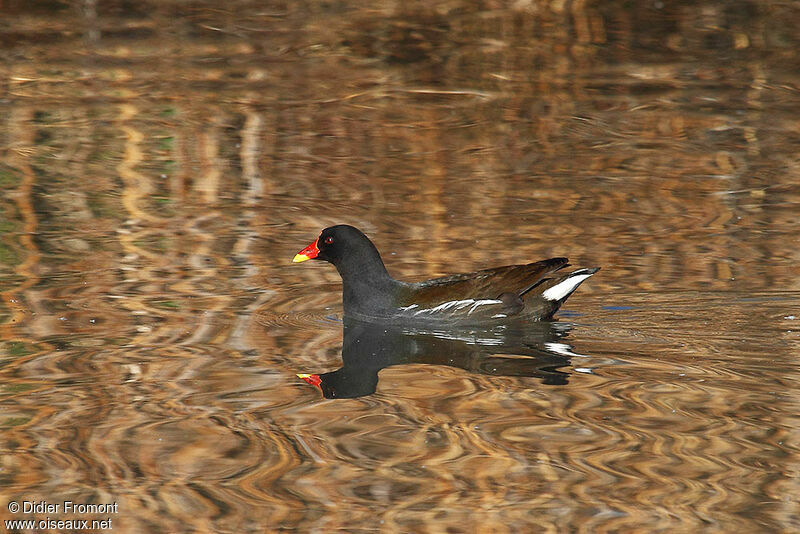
[336,255,400,317]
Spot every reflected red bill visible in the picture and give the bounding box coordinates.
[297,373,321,387]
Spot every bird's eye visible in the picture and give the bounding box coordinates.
[324,236,334,245]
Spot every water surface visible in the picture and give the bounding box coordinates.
[1,1,799,532]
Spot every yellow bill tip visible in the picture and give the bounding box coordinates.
[292,254,310,263]
[296,373,311,379]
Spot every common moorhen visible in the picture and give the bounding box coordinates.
[293,225,598,324]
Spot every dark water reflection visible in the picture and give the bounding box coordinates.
[299,319,581,398]
[2,0,800,532]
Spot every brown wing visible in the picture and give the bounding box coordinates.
[399,257,569,309]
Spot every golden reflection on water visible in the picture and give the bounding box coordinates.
[1,1,800,532]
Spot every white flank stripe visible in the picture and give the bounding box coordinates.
[407,299,502,316]
[413,299,471,315]
[542,274,592,301]
[467,299,502,315]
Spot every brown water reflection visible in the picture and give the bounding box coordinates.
[1,1,800,532]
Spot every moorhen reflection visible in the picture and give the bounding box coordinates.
[298,318,590,399]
